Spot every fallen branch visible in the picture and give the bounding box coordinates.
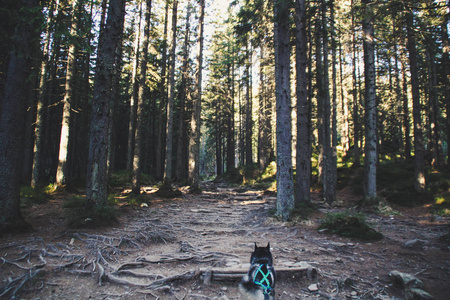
[203,266,318,281]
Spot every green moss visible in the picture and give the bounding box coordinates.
[289,202,318,222]
[20,186,47,207]
[109,170,154,187]
[319,211,382,242]
[64,195,119,228]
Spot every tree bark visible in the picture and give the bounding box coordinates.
[362,0,377,199]
[32,0,58,187]
[163,0,178,187]
[188,0,205,191]
[295,0,311,205]
[0,0,40,227]
[401,52,411,160]
[258,43,269,171]
[442,10,450,169]
[86,0,125,207]
[132,0,152,195]
[227,42,236,172]
[274,0,294,221]
[156,1,170,180]
[56,0,81,186]
[245,42,253,166]
[175,3,192,183]
[126,4,142,171]
[322,0,335,204]
[351,0,361,167]
[316,17,325,184]
[406,12,425,192]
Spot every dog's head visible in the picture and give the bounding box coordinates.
[250,242,273,266]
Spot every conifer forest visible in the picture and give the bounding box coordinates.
[0,0,449,299]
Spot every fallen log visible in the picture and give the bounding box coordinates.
[201,265,318,282]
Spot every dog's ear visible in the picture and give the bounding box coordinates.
[267,242,271,250]
[254,242,258,250]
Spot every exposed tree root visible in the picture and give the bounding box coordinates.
[0,267,45,299]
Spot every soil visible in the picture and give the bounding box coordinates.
[1,181,449,300]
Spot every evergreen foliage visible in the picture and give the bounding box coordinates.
[0,0,449,227]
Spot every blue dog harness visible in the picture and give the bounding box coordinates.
[253,264,273,295]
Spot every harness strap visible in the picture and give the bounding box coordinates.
[253,264,272,294]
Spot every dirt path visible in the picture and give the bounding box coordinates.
[1,182,449,299]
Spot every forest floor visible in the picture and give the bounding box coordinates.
[0,181,449,300]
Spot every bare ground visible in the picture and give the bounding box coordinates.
[1,181,449,300]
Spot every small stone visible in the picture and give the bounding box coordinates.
[407,288,434,300]
[404,239,428,249]
[389,270,424,289]
[351,291,358,296]
[308,283,319,292]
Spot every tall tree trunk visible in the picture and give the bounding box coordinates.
[316,17,325,184]
[245,42,253,166]
[362,0,377,199]
[442,10,450,169]
[176,3,192,183]
[330,0,337,199]
[0,0,40,228]
[406,12,425,192]
[32,0,58,187]
[351,0,360,167]
[188,0,205,191]
[132,0,151,195]
[258,43,268,171]
[274,0,294,221]
[56,0,80,186]
[427,48,441,168]
[393,11,404,157]
[126,4,142,171]
[86,0,125,207]
[227,44,236,172]
[322,0,335,204]
[107,15,124,177]
[401,52,412,160]
[339,37,350,155]
[156,1,170,180]
[295,0,311,205]
[163,0,178,188]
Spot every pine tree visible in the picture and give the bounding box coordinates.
[86,0,126,207]
[406,11,425,192]
[0,0,41,229]
[362,0,377,199]
[295,0,311,205]
[163,0,178,188]
[56,0,82,186]
[188,0,205,191]
[274,0,294,220]
[132,0,152,195]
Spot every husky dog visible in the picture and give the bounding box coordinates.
[239,243,276,300]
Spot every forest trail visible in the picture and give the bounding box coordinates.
[0,182,449,299]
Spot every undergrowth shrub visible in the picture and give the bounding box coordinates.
[319,211,382,242]
[109,170,154,187]
[377,161,433,206]
[289,202,318,222]
[20,186,47,207]
[64,195,119,228]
